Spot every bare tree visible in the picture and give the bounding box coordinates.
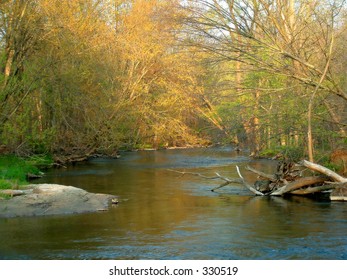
[182,0,347,156]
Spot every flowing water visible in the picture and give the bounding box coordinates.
[0,146,346,259]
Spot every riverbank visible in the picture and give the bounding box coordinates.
[0,184,118,218]
[0,154,52,196]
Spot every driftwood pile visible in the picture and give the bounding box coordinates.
[170,159,347,201]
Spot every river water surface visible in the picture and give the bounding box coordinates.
[0,146,346,259]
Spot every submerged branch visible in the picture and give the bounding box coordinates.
[167,169,243,191]
[167,169,233,181]
[290,185,335,195]
[236,166,264,196]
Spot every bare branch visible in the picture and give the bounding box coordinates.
[245,165,276,181]
[168,169,231,180]
[300,160,347,183]
[271,176,328,196]
[290,185,335,195]
[236,166,264,196]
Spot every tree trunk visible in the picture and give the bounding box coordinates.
[307,33,334,162]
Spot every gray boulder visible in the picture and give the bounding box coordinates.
[0,184,118,218]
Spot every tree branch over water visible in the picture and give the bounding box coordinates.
[168,159,347,201]
[167,167,264,195]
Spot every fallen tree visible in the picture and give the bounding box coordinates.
[169,159,347,201]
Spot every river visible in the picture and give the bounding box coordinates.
[0,146,346,259]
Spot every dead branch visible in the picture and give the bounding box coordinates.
[245,165,276,181]
[168,167,264,194]
[168,161,347,200]
[290,185,335,195]
[167,169,243,191]
[236,166,264,196]
[167,169,239,181]
[300,160,347,183]
[211,181,233,192]
[271,176,328,196]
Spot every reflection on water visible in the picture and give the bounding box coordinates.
[0,146,346,259]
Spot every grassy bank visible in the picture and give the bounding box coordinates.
[0,155,52,191]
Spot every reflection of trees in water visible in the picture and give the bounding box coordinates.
[110,168,218,234]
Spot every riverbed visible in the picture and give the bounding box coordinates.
[0,146,346,259]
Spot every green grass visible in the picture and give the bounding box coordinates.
[0,178,14,190]
[0,154,52,190]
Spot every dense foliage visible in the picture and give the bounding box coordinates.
[0,0,346,160]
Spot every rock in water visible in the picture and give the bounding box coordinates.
[0,184,118,218]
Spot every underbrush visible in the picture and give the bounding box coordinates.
[0,154,52,190]
[259,146,305,162]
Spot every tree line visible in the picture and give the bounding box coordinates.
[0,0,346,161]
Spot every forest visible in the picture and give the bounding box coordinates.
[0,0,346,163]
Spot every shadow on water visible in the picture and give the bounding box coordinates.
[0,146,346,259]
